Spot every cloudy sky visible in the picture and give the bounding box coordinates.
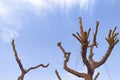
[0,0,120,80]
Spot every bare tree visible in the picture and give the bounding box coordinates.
[57,17,119,80]
[12,39,49,80]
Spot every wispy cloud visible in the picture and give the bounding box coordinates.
[0,0,96,43]
[16,0,96,13]
[0,1,22,43]
[0,3,8,16]
[0,27,18,42]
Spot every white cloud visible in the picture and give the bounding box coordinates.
[0,19,22,43]
[0,0,96,14]
[0,3,8,16]
[10,0,96,14]
[0,1,22,43]
[0,27,18,43]
[0,0,96,43]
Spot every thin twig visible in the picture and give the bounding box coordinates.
[55,70,62,80]
[94,72,100,80]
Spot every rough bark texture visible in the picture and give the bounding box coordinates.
[12,39,49,80]
[57,17,119,80]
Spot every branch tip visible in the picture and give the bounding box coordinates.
[57,42,61,46]
[55,70,62,80]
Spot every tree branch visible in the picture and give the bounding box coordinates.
[94,46,113,68]
[105,27,119,47]
[12,39,26,73]
[55,70,62,80]
[94,27,119,68]
[72,17,93,76]
[72,33,82,43]
[79,17,84,35]
[12,39,49,80]
[88,21,99,67]
[26,63,49,73]
[72,17,91,45]
[57,42,87,78]
[94,72,100,80]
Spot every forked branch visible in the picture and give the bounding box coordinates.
[105,26,119,47]
[94,27,119,68]
[12,39,49,80]
[73,17,90,46]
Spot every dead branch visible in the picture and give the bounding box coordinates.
[26,63,49,73]
[55,70,62,80]
[88,21,99,66]
[94,27,119,68]
[57,42,86,78]
[12,39,26,74]
[12,39,49,80]
[105,26,119,47]
[94,72,100,80]
[79,17,84,35]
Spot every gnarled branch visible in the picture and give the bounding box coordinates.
[57,42,87,78]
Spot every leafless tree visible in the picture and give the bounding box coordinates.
[12,39,49,80]
[57,17,119,80]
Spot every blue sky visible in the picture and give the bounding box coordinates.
[0,0,120,80]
